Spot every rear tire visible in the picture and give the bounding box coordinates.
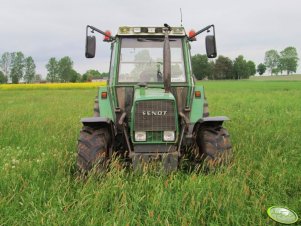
[77,126,110,172]
[197,126,232,169]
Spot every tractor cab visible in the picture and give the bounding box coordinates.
[111,26,192,154]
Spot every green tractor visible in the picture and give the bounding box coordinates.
[77,24,232,172]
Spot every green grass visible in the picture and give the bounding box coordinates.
[0,81,301,225]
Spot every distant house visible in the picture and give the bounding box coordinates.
[91,78,107,83]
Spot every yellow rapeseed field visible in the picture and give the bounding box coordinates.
[0,82,106,90]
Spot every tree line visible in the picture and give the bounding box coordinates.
[192,54,256,80]
[0,52,108,84]
[45,57,108,83]
[0,52,38,84]
[1,46,298,84]
[192,46,299,80]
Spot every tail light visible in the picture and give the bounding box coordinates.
[101,92,107,99]
[195,91,201,98]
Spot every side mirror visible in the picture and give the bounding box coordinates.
[85,35,96,58]
[205,35,217,58]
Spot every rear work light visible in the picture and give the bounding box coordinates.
[119,27,130,34]
[133,27,141,33]
[148,27,156,33]
[133,27,155,33]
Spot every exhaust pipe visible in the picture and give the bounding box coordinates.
[163,24,171,93]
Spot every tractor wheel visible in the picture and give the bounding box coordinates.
[197,126,232,169]
[77,126,110,172]
[93,96,100,117]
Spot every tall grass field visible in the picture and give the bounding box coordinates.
[0,80,300,225]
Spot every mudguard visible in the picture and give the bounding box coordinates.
[195,116,230,128]
[81,117,111,125]
[81,117,116,135]
[183,116,230,145]
[197,116,229,124]
[81,117,113,128]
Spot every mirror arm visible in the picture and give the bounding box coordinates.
[86,25,115,41]
[188,24,215,41]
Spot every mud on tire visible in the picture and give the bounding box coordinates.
[77,126,110,172]
[197,126,232,168]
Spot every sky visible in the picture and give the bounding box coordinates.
[1,0,301,77]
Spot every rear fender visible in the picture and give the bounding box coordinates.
[197,116,230,124]
[193,116,230,131]
[183,116,229,146]
[81,117,116,136]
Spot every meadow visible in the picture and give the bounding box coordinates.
[0,80,300,225]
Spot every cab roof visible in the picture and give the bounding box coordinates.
[117,26,186,36]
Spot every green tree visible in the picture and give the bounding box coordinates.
[191,54,212,80]
[277,58,285,75]
[46,58,59,82]
[69,69,81,83]
[264,49,280,75]
[34,74,42,83]
[101,72,109,78]
[82,69,102,82]
[280,47,299,75]
[208,61,215,80]
[0,52,11,81]
[247,61,256,76]
[257,63,266,75]
[24,56,36,83]
[10,52,25,84]
[272,68,280,75]
[233,55,248,79]
[81,73,89,82]
[213,55,233,80]
[0,71,8,84]
[58,56,73,82]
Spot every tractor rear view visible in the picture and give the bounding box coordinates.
[77,24,232,172]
